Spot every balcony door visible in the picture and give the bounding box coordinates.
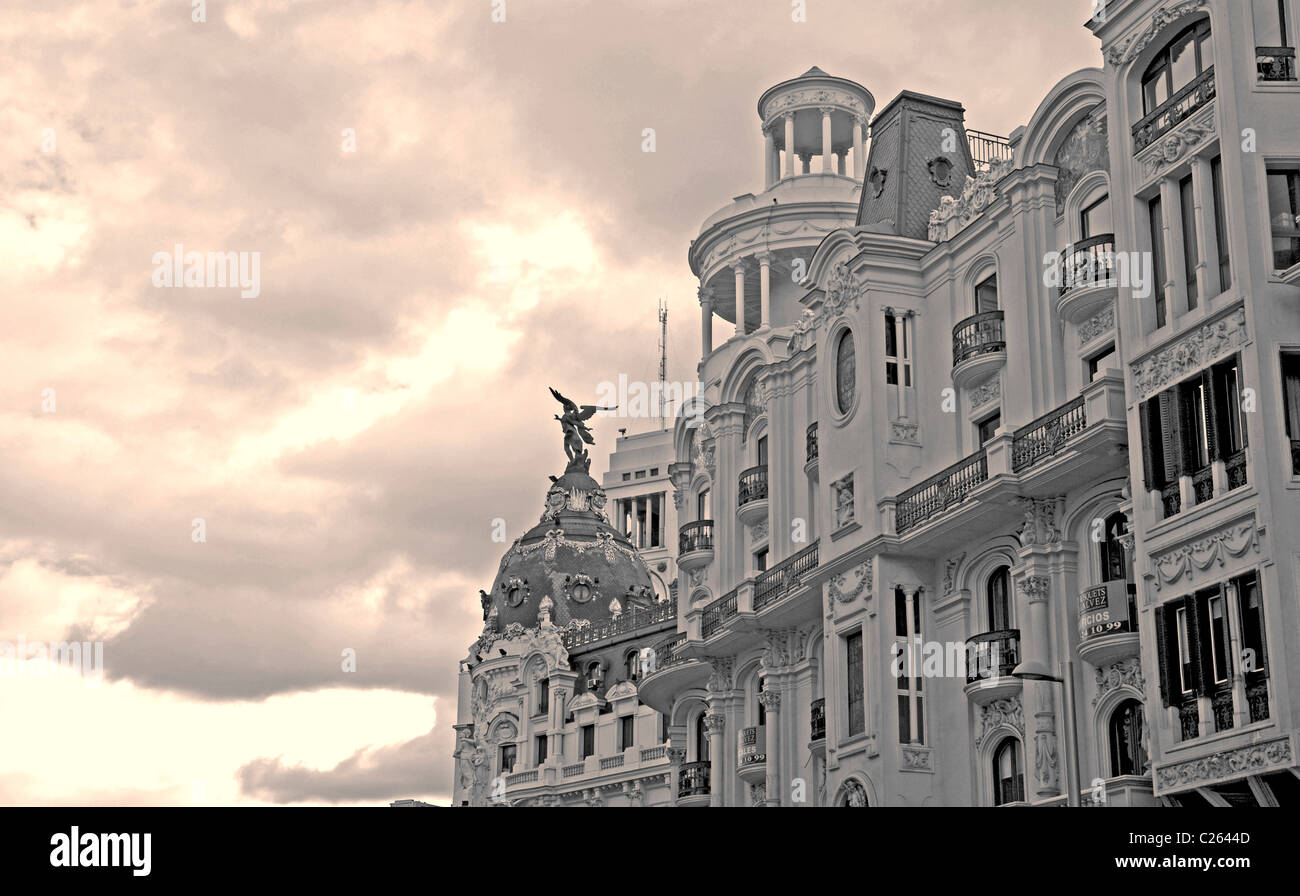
[987,566,1011,631]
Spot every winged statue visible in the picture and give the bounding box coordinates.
[549,387,617,468]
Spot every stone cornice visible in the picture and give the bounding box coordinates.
[1153,734,1294,796]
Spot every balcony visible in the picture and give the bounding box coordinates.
[1077,581,1139,667]
[637,633,710,714]
[1057,234,1117,323]
[1133,67,1215,153]
[562,600,677,650]
[737,464,769,525]
[677,520,714,571]
[1011,396,1086,473]
[963,629,1022,705]
[896,450,988,535]
[952,311,1006,388]
[1153,447,1250,522]
[805,422,819,472]
[753,541,819,612]
[967,129,1013,174]
[1258,46,1297,82]
[701,589,738,639]
[678,760,710,804]
[737,725,766,783]
[810,697,826,742]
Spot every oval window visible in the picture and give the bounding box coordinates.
[571,582,591,603]
[835,329,856,414]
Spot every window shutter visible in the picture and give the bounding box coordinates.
[1202,369,1221,462]
[1154,604,1173,706]
[1138,400,1157,489]
[1184,593,1210,697]
[1158,390,1183,481]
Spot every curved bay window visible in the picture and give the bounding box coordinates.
[992,738,1024,805]
[1141,20,1214,116]
[835,329,856,414]
[1109,699,1149,776]
[987,566,1011,631]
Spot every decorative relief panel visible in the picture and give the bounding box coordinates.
[969,377,1000,410]
[1093,657,1145,706]
[1154,736,1293,794]
[1106,0,1209,65]
[1132,309,1247,401]
[1150,516,1262,591]
[1138,106,1216,182]
[927,158,1014,242]
[975,696,1024,747]
[831,473,855,530]
[1078,304,1115,346]
[830,560,872,604]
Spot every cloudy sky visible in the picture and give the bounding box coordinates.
[0,0,1100,805]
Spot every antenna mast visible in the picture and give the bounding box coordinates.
[658,298,668,431]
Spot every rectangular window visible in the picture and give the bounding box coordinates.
[1208,593,1230,684]
[884,312,912,387]
[1149,196,1168,328]
[1081,195,1112,239]
[500,743,517,774]
[1237,572,1268,676]
[535,734,548,765]
[580,724,595,759]
[1180,174,1200,309]
[755,548,768,573]
[1267,167,1300,271]
[621,472,631,481]
[977,413,1001,447]
[619,716,635,751]
[634,470,646,479]
[1088,343,1117,381]
[650,493,661,548]
[757,435,768,466]
[538,678,549,715]
[1254,0,1291,45]
[649,467,658,476]
[1176,605,1193,694]
[696,488,710,520]
[975,274,999,313]
[1211,156,1232,291]
[846,631,865,737]
[1211,358,1245,457]
[894,588,923,744]
[1283,352,1300,474]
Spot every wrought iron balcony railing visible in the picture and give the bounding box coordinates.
[810,697,826,741]
[678,520,714,554]
[1133,67,1215,152]
[952,311,1006,366]
[967,129,1013,174]
[965,629,1021,684]
[701,588,738,639]
[1248,679,1270,723]
[738,465,769,507]
[896,449,988,534]
[678,760,710,798]
[1058,234,1117,295]
[1011,396,1086,472]
[1225,449,1248,491]
[562,600,677,649]
[753,541,820,612]
[1160,482,1182,518]
[806,422,819,464]
[1258,46,1297,81]
[1178,696,1200,742]
[1191,464,1214,505]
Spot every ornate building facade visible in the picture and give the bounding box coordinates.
[454,0,1300,806]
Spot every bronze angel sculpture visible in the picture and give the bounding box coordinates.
[549,387,616,467]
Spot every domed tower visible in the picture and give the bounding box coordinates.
[453,389,678,807]
[689,67,874,344]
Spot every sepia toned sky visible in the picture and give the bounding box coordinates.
[0,0,1101,805]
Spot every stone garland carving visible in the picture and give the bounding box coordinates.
[541,483,609,522]
[1035,732,1059,789]
[1155,736,1293,792]
[1093,657,1146,707]
[1016,497,1062,547]
[943,553,966,595]
[1078,305,1115,346]
[927,158,1014,242]
[975,696,1024,747]
[1139,107,1217,181]
[1107,0,1208,65]
[831,473,855,530]
[1132,308,1246,400]
[761,86,867,125]
[830,560,872,604]
[901,745,933,771]
[969,377,1000,410]
[1151,517,1261,591]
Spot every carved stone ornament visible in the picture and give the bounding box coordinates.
[1154,736,1293,794]
[927,158,1014,242]
[563,573,600,604]
[830,560,872,604]
[758,690,781,711]
[1139,107,1216,181]
[761,630,790,672]
[788,309,821,353]
[1093,657,1146,706]
[927,156,954,188]
[868,166,888,198]
[703,712,726,734]
[1106,0,1209,65]
[750,519,769,544]
[831,472,855,530]
[891,419,919,442]
[969,377,1000,409]
[500,576,530,607]
[1016,497,1062,547]
[1078,304,1116,346]
[943,553,966,595]
[1035,732,1059,789]
[975,696,1024,747]
[1132,307,1246,401]
[1018,575,1051,601]
[901,745,933,772]
[823,262,862,317]
[707,656,733,695]
[1150,516,1262,591]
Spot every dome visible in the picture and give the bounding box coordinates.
[477,391,657,641]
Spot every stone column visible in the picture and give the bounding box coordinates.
[733,261,747,337]
[756,251,773,330]
[820,107,833,174]
[1189,155,1215,300]
[784,113,796,178]
[836,151,846,175]
[760,690,782,806]
[763,127,775,189]
[704,712,726,807]
[666,746,686,807]
[853,117,867,179]
[903,585,920,744]
[698,284,713,358]
[1020,574,1060,800]
[1157,175,1180,325]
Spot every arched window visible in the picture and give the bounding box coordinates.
[1100,512,1133,583]
[992,738,1024,805]
[835,329,856,414]
[974,273,999,313]
[838,779,869,807]
[585,661,603,691]
[694,712,710,762]
[1109,699,1149,776]
[987,565,1011,631]
[625,649,640,681]
[1141,19,1213,115]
